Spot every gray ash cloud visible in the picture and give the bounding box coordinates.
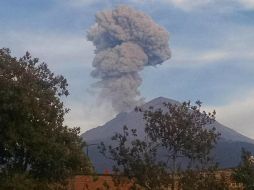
[87,5,171,112]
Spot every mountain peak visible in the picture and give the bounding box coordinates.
[82,96,254,172]
[141,97,180,110]
[147,96,179,104]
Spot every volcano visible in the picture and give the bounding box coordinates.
[82,97,254,172]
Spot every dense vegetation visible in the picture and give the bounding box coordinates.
[0,48,92,190]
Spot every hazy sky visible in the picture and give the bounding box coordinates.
[1,0,254,137]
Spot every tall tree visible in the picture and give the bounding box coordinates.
[100,101,220,190]
[233,148,254,190]
[142,101,219,189]
[0,48,92,189]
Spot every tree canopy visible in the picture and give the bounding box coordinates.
[0,48,92,189]
[100,101,223,190]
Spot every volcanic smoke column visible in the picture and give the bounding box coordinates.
[87,6,171,112]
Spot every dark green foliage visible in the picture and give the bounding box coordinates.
[0,48,92,189]
[233,148,254,190]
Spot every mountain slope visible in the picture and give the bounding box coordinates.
[82,97,254,172]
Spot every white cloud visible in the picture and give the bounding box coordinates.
[198,51,230,63]
[163,0,211,11]
[237,0,254,9]
[0,30,95,70]
[58,0,208,11]
[59,0,116,8]
[58,0,99,6]
[208,91,254,139]
[171,47,254,67]
[57,0,254,11]
[64,100,116,133]
[171,26,254,66]
[157,0,254,11]
[198,49,254,63]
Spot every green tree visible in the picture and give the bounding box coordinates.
[99,126,171,190]
[100,101,220,190]
[0,48,93,189]
[233,148,254,190]
[141,101,220,189]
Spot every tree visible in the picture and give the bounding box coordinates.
[233,148,254,190]
[142,101,219,189]
[99,101,221,190]
[0,48,93,189]
[99,126,171,190]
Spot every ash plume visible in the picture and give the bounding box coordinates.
[87,5,171,113]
